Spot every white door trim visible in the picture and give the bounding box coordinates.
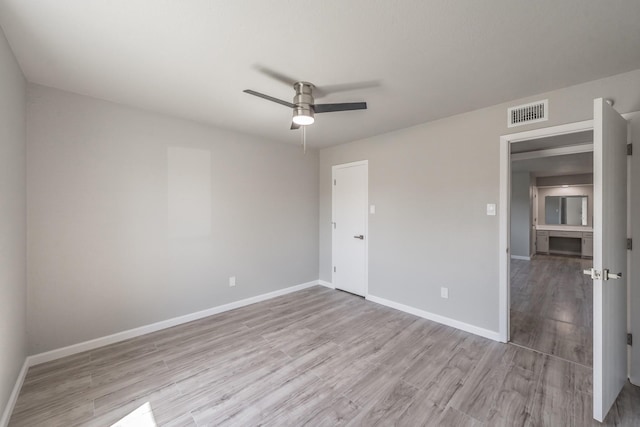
[332,160,369,297]
[498,119,594,342]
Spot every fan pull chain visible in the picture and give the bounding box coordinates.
[302,125,306,154]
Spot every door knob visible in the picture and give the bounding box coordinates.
[605,269,622,280]
[353,235,364,240]
[584,268,623,280]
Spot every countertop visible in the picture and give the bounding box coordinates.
[536,225,593,232]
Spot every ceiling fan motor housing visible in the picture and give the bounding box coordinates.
[293,82,315,122]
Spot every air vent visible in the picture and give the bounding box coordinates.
[507,99,548,128]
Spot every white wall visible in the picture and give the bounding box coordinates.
[0,27,27,420]
[319,68,640,334]
[537,185,594,226]
[27,85,319,354]
[510,172,531,258]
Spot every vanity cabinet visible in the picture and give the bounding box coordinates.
[582,232,593,258]
[535,229,593,258]
[536,231,549,254]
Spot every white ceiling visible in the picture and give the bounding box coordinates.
[1,1,640,148]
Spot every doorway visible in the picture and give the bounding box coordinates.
[332,160,368,297]
[508,131,594,366]
[499,99,630,422]
[499,119,597,342]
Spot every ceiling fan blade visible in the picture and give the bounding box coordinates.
[254,65,298,87]
[314,80,380,98]
[243,90,295,108]
[290,122,300,130]
[312,102,367,113]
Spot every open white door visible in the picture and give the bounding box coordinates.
[332,161,368,297]
[590,98,628,422]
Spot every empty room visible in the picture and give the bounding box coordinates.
[2,1,640,426]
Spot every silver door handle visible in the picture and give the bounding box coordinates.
[605,269,622,280]
[583,268,623,280]
[353,235,364,240]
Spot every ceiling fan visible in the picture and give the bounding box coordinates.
[243,80,368,130]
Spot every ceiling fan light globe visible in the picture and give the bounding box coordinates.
[293,114,315,125]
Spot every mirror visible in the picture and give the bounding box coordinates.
[545,195,588,225]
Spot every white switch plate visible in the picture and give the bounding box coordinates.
[440,287,449,299]
[370,205,376,214]
[486,203,497,216]
[229,276,236,287]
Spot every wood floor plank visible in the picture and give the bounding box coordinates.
[9,285,640,426]
[483,359,543,425]
[345,379,419,426]
[253,379,340,426]
[510,255,593,366]
[448,341,518,421]
[295,395,360,427]
[527,355,575,427]
[395,391,445,427]
[437,406,484,427]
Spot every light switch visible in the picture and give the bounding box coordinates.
[486,203,497,216]
[370,205,376,214]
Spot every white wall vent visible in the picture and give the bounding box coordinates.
[507,99,548,128]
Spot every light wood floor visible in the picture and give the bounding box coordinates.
[10,286,640,426]
[510,255,593,366]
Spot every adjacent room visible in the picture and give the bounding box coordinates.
[509,133,595,366]
[2,1,640,426]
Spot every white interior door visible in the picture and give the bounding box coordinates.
[332,161,368,296]
[592,98,628,422]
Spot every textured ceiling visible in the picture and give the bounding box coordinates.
[1,0,640,148]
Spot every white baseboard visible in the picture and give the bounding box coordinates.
[28,280,320,366]
[510,255,531,261]
[318,280,334,289]
[1,359,29,427]
[366,294,501,342]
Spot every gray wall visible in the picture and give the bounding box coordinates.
[27,85,319,353]
[510,172,531,258]
[0,28,27,418]
[319,68,640,334]
[537,185,593,226]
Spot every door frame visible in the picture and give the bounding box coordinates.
[331,160,369,297]
[498,119,594,342]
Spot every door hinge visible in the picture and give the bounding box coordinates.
[628,333,633,346]
[333,266,336,273]
[628,238,633,250]
[628,143,633,156]
[334,179,336,185]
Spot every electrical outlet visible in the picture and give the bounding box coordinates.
[440,287,449,299]
[229,276,236,287]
